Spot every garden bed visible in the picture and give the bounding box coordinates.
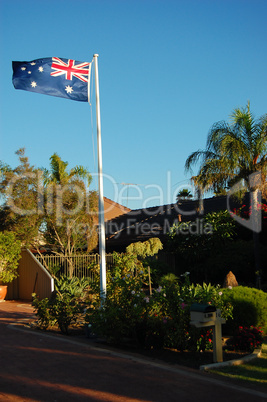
[26,320,249,369]
[92,339,249,369]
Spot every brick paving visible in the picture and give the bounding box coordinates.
[0,300,266,402]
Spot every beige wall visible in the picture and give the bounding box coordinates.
[6,249,54,301]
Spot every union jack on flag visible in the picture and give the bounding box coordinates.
[51,57,90,83]
[12,57,92,102]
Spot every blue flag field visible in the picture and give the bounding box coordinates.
[12,57,91,102]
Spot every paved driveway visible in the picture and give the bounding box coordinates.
[0,301,266,402]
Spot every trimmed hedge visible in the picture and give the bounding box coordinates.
[221,286,267,335]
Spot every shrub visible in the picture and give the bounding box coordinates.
[221,286,267,334]
[0,231,21,283]
[32,296,55,330]
[32,276,91,334]
[85,263,233,352]
[228,326,264,352]
[86,263,149,344]
[48,291,84,334]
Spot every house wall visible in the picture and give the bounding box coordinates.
[6,249,54,301]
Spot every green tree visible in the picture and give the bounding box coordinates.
[0,148,43,247]
[168,211,236,264]
[126,238,163,258]
[126,238,163,295]
[0,150,98,277]
[185,102,267,193]
[42,153,98,276]
[176,188,193,201]
[185,103,267,284]
[185,102,267,196]
[0,231,21,283]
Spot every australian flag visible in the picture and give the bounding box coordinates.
[12,57,91,102]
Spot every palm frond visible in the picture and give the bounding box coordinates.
[185,103,267,196]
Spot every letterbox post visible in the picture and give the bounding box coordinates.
[190,304,225,363]
[213,321,223,362]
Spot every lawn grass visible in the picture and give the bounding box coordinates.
[209,340,267,391]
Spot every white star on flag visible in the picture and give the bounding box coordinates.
[12,56,91,102]
[65,85,73,94]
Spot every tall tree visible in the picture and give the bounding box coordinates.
[176,188,193,201]
[0,148,43,247]
[185,102,267,195]
[0,231,21,283]
[185,103,267,285]
[0,150,98,277]
[42,153,98,276]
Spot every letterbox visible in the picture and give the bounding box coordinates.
[190,303,217,326]
[190,303,226,363]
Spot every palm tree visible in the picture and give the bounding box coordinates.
[185,102,267,286]
[44,153,92,186]
[176,188,193,201]
[191,175,204,215]
[42,153,98,276]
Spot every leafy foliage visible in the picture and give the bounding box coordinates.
[221,286,267,334]
[0,149,43,247]
[31,297,56,329]
[185,102,267,195]
[167,210,236,282]
[0,149,98,276]
[32,275,91,334]
[176,188,193,200]
[184,104,267,283]
[42,153,98,274]
[0,231,21,283]
[126,238,163,258]
[228,326,264,352]
[85,250,233,351]
[32,251,267,356]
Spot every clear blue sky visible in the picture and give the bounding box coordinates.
[0,0,266,210]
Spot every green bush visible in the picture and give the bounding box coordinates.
[221,286,267,335]
[32,275,91,334]
[85,256,233,352]
[32,296,55,329]
[228,326,264,352]
[86,261,149,344]
[0,231,21,283]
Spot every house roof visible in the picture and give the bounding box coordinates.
[104,195,247,252]
[103,197,131,221]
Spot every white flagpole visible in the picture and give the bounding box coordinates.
[93,54,106,303]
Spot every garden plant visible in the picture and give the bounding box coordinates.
[32,241,266,357]
[0,231,21,283]
[85,248,234,352]
[32,275,91,334]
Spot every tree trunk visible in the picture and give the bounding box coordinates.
[251,188,261,288]
[67,258,74,278]
[196,187,204,215]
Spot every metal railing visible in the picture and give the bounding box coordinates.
[35,251,178,280]
[35,253,115,280]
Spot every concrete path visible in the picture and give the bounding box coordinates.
[0,301,266,402]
